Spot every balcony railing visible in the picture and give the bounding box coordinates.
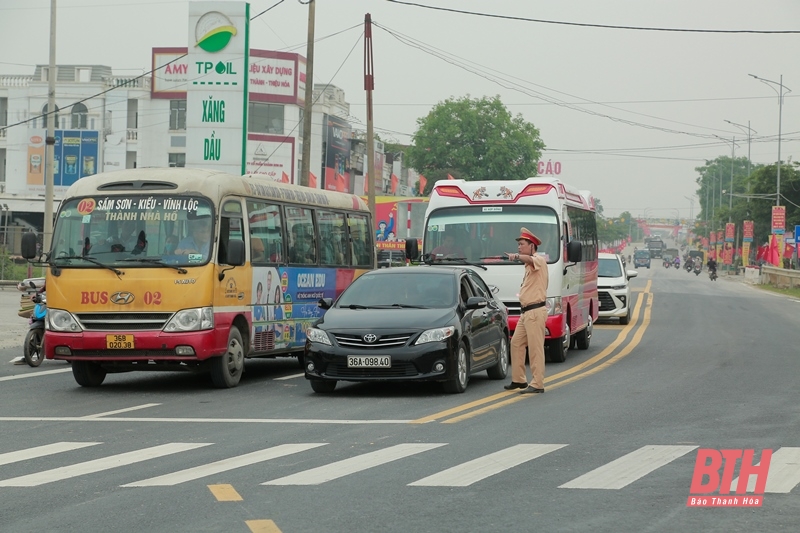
[0,75,33,87]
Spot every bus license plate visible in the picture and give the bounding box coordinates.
[106,334,135,349]
[347,356,391,368]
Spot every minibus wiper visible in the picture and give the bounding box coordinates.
[431,257,488,270]
[118,258,188,274]
[52,255,123,276]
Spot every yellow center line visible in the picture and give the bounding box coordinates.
[418,280,653,424]
[246,520,283,533]
[208,484,243,502]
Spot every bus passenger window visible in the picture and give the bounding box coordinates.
[247,201,284,263]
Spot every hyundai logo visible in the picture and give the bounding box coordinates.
[110,291,135,305]
[363,334,378,343]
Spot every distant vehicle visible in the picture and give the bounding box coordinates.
[597,253,638,325]
[304,266,510,394]
[634,249,651,269]
[646,237,665,258]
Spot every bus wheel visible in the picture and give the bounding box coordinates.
[547,324,569,363]
[211,327,244,388]
[575,316,592,350]
[72,360,107,387]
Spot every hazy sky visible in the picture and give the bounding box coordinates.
[2,0,799,218]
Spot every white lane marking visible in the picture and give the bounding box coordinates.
[409,444,567,487]
[0,417,412,424]
[274,373,304,381]
[559,445,698,490]
[122,443,328,487]
[0,443,211,487]
[81,403,162,419]
[0,368,72,382]
[0,442,101,467]
[729,447,800,494]
[262,443,447,486]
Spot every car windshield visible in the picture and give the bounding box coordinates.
[338,272,455,308]
[51,195,215,267]
[634,250,650,258]
[423,205,560,264]
[598,258,622,277]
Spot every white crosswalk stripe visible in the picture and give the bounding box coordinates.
[559,445,698,490]
[0,442,101,467]
[729,447,800,494]
[262,443,447,486]
[0,443,211,487]
[122,443,328,487]
[409,444,567,487]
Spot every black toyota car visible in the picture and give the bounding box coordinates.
[303,266,509,394]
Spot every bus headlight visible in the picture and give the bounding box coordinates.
[416,326,455,345]
[47,309,83,332]
[164,307,214,332]
[546,296,562,316]
[307,328,332,346]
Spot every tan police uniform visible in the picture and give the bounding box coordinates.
[510,230,549,391]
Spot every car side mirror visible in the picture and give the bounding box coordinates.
[465,296,488,310]
[318,298,333,310]
[627,270,638,279]
[488,284,499,295]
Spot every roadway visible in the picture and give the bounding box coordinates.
[0,267,799,533]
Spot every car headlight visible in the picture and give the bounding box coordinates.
[611,285,627,290]
[307,327,332,346]
[546,296,562,316]
[163,307,214,332]
[415,326,455,345]
[47,308,83,332]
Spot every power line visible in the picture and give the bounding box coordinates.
[384,0,800,34]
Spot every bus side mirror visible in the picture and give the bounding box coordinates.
[567,240,582,263]
[21,232,38,260]
[225,239,245,266]
[405,239,419,260]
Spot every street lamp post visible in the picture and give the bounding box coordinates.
[724,120,756,201]
[749,74,791,206]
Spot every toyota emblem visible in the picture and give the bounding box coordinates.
[363,334,378,343]
[110,291,135,305]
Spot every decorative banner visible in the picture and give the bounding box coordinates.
[710,231,716,245]
[742,241,751,267]
[723,241,734,265]
[772,206,786,234]
[725,223,735,243]
[743,220,754,242]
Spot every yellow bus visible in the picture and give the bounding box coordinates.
[22,168,375,388]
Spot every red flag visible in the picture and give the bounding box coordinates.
[419,175,427,194]
[447,173,455,180]
[784,243,795,259]
[769,234,781,266]
[363,174,368,194]
[309,172,317,189]
[390,174,398,194]
[281,171,290,183]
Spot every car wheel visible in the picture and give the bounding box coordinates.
[210,327,245,388]
[620,306,631,325]
[310,379,337,393]
[72,360,107,387]
[575,316,592,350]
[486,336,509,380]
[443,341,469,393]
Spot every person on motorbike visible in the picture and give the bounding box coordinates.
[707,257,717,273]
[673,256,680,267]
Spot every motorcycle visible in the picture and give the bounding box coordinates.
[24,291,46,367]
[694,262,703,276]
[673,259,680,269]
[709,269,718,281]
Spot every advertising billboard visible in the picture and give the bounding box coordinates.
[245,134,295,182]
[323,114,351,193]
[26,129,98,194]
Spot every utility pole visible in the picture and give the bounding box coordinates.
[299,0,315,187]
[729,136,734,223]
[44,0,57,252]
[364,13,375,220]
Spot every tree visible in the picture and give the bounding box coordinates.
[406,95,545,191]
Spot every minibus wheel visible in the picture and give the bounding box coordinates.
[211,327,244,388]
[72,360,106,387]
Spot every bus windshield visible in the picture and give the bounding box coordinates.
[52,195,215,267]
[423,205,560,264]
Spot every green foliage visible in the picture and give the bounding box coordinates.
[406,95,545,184]
[598,209,635,245]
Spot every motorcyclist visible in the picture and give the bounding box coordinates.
[673,256,680,267]
[707,257,717,273]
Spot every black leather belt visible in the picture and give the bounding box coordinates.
[520,301,546,313]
